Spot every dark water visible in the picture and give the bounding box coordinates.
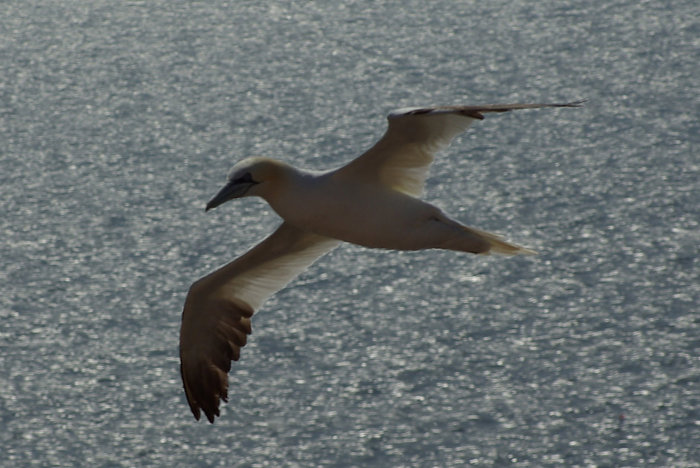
[2,1,698,466]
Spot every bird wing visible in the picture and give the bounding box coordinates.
[339,101,585,196]
[179,222,340,422]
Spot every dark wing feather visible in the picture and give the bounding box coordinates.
[339,100,584,196]
[179,223,339,422]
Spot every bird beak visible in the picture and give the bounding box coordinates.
[205,181,255,212]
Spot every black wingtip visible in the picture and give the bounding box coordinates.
[565,99,587,107]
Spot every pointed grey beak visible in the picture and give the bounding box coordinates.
[205,180,255,212]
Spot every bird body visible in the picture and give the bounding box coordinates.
[180,100,584,422]
[259,165,450,251]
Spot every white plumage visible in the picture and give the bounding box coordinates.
[179,100,584,422]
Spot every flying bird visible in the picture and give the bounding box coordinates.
[180,100,584,422]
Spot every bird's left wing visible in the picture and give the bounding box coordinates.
[179,222,340,423]
[339,101,584,196]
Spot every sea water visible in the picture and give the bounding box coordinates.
[1,0,698,466]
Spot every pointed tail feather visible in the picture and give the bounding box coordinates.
[466,226,537,256]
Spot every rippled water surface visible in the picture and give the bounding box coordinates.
[2,1,698,466]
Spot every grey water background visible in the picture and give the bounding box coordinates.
[1,0,698,466]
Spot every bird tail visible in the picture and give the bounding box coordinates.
[465,226,537,256]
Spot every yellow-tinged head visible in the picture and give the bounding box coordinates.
[205,157,290,211]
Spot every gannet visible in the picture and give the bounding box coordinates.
[180,101,584,422]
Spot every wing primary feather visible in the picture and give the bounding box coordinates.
[342,100,584,196]
[390,100,585,118]
[179,222,339,423]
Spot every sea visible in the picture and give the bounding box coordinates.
[1,0,698,466]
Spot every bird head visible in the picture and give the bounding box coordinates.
[205,157,285,211]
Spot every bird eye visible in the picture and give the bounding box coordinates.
[233,172,255,184]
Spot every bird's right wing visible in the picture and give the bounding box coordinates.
[339,101,584,197]
[179,222,340,423]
